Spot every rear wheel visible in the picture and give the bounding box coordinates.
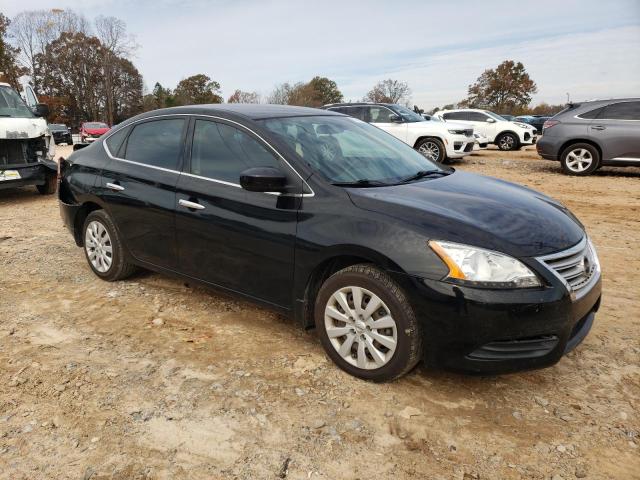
[496,132,519,151]
[560,143,600,175]
[416,138,446,163]
[83,210,136,281]
[36,172,57,195]
[315,264,422,382]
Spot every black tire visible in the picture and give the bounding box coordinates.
[560,143,600,176]
[496,132,519,151]
[36,173,57,195]
[314,264,422,382]
[415,137,446,163]
[82,210,137,281]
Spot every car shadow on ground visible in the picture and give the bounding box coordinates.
[0,187,52,205]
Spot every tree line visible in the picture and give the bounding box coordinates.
[0,9,563,129]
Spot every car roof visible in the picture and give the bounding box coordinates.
[132,104,342,121]
[323,102,397,108]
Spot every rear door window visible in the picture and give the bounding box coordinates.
[367,106,395,123]
[124,119,185,170]
[190,120,280,183]
[600,101,640,120]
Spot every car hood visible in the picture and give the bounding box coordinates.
[0,117,49,139]
[347,170,584,257]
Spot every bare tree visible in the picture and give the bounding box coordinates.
[10,9,89,91]
[267,82,294,104]
[363,79,411,105]
[94,16,137,124]
[227,89,260,103]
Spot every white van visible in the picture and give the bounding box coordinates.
[0,82,57,194]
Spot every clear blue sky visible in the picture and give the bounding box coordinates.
[5,0,640,108]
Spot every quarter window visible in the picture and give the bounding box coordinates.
[601,101,640,120]
[124,119,185,170]
[105,126,131,157]
[190,120,280,183]
[579,107,605,119]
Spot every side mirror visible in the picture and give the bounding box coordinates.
[485,118,496,123]
[240,167,287,193]
[388,114,403,123]
[34,103,49,118]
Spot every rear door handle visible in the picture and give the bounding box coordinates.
[178,199,205,210]
[591,125,606,131]
[106,182,125,191]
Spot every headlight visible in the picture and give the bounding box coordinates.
[429,240,541,288]
[514,122,530,129]
[448,129,463,135]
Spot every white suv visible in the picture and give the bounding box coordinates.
[322,103,475,163]
[434,109,536,151]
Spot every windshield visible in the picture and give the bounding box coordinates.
[259,115,445,185]
[486,111,507,121]
[391,105,425,123]
[50,124,67,131]
[0,86,35,118]
[85,122,108,129]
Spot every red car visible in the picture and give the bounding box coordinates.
[80,122,110,143]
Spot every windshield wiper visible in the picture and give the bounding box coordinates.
[331,179,391,188]
[397,169,451,184]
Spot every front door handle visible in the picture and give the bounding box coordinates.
[591,125,606,131]
[106,182,125,191]
[178,199,205,210]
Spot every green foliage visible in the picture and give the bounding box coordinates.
[267,76,343,107]
[174,74,223,105]
[0,13,26,88]
[464,60,537,114]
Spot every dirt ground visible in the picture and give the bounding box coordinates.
[1,145,638,480]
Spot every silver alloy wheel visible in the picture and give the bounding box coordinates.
[499,134,515,150]
[565,148,593,172]
[84,220,113,273]
[324,286,398,370]
[418,141,441,161]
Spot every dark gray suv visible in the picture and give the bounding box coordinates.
[537,98,640,175]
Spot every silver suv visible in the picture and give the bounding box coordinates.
[537,98,640,175]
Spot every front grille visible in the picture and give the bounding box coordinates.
[538,237,598,294]
[467,335,559,360]
[0,138,46,167]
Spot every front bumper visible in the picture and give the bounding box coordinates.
[0,163,56,190]
[398,269,601,374]
[446,134,476,158]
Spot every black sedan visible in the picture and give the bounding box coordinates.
[49,123,73,145]
[58,105,601,381]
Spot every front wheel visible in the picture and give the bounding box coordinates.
[416,138,446,163]
[36,172,57,195]
[496,132,519,151]
[315,265,422,382]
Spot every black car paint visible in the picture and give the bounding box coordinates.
[59,105,601,374]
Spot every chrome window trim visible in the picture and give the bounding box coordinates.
[575,100,640,121]
[102,113,314,197]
